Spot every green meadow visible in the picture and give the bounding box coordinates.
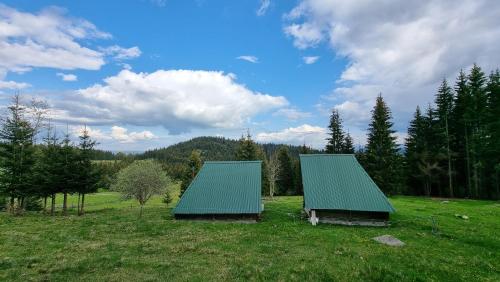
[1,193,499,281]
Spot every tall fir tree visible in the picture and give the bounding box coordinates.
[434,79,455,197]
[75,127,99,215]
[365,94,401,194]
[486,69,500,199]
[0,95,36,213]
[235,131,270,195]
[405,106,427,195]
[342,132,355,154]
[325,109,345,153]
[276,146,294,195]
[179,150,202,195]
[467,64,488,197]
[451,69,472,197]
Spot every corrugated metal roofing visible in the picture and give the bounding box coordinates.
[300,154,395,213]
[173,161,262,215]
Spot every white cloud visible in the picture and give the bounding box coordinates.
[56,72,77,81]
[71,125,111,141]
[285,0,500,130]
[283,23,323,49]
[256,124,326,148]
[273,108,311,120]
[236,55,259,63]
[0,4,140,78]
[303,56,319,64]
[0,80,30,89]
[54,69,288,133]
[150,0,167,7]
[101,45,141,60]
[110,126,156,143]
[257,0,271,16]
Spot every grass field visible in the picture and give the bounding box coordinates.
[1,193,499,281]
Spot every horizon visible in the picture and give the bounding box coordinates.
[1,1,499,151]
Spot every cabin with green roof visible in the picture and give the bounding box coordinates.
[299,154,395,225]
[173,161,263,220]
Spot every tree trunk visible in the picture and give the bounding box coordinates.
[9,196,15,214]
[464,127,472,198]
[43,196,47,212]
[79,193,85,216]
[77,193,81,214]
[62,192,68,216]
[140,204,143,218]
[51,194,56,216]
[445,118,453,197]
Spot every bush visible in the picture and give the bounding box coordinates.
[0,196,6,211]
[25,197,43,211]
[163,191,173,205]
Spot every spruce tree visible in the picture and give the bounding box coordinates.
[486,69,500,198]
[451,69,472,197]
[342,132,355,154]
[75,127,99,215]
[0,95,36,213]
[325,109,345,153]
[276,146,293,195]
[179,150,202,195]
[236,131,258,161]
[467,64,488,197]
[365,94,400,194]
[405,106,427,195]
[435,79,455,197]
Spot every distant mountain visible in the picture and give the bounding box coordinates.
[137,136,321,164]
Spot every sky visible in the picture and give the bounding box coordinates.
[1,0,499,152]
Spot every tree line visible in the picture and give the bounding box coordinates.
[0,95,100,215]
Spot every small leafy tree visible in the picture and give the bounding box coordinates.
[113,160,171,217]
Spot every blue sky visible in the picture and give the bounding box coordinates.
[1,0,499,151]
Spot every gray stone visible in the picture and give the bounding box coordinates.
[372,235,405,247]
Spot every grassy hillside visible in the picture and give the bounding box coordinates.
[1,194,499,281]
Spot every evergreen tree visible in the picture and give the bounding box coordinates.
[236,131,259,161]
[0,95,36,213]
[451,69,472,197]
[467,64,488,198]
[435,79,455,197]
[59,132,79,215]
[342,132,355,154]
[486,69,500,199]
[276,146,293,195]
[179,150,202,195]
[420,105,443,196]
[405,106,427,195]
[365,94,401,194]
[325,109,345,153]
[75,127,99,215]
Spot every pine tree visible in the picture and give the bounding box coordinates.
[486,69,500,199]
[179,150,202,195]
[365,94,401,194]
[325,109,345,153]
[467,64,488,198]
[451,69,472,197]
[236,131,258,161]
[421,105,443,196]
[75,127,99,215]
[405,106,427,195]
[276,146,294,195]
[435,79,455,197]
[0,95,36,213]
[59,132,79,215]
[342,132,355,154]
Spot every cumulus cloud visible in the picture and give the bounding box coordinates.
[273,108,312,120]
[256,124,326,148]
[0,4,140,79]
[110,126,156,143]
[237,55,259,63]
[71,125,111,140]
[256,0,271,16]
[0,80,30,89]
[54,69,288,133]
[285,0,500,131]
[302,56,319,64]
[101,45,141,60]
[56,72,77,81]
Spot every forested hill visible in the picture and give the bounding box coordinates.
[138,136,320,164]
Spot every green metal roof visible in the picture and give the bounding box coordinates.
[173,161,262,215]
[300,154,395,213]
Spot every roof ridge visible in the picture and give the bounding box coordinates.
[204,160,262,164]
